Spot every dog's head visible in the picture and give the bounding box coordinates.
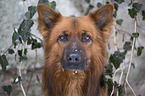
[37,4,114,71]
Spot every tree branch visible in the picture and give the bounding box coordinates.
[19,43,26,96]
[124,18,137,96]
[26,49,38,95]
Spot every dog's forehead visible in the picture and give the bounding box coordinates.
[55,16,97,34]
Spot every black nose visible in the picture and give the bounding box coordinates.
[61,41,88,70]
[67,53,81,63]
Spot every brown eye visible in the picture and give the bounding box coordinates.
[58,35,68,42]
[82,33,91,42]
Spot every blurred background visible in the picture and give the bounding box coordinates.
[0,0,145,96]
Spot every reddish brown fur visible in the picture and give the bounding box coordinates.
[37,4,114,96]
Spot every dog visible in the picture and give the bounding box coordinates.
[37,4,114,96]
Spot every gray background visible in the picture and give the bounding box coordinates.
[0,0,145,95]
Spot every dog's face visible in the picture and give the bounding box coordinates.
[37,4,114,71]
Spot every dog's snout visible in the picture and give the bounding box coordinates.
[61,48,88,70]
[67,53,81,63]
[61,39,88,70]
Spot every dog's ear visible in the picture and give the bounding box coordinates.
[88,4,114,41]
[37,4,61,28]
[88,4,114,30]
[37,4,62,37]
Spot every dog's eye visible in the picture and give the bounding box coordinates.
[58,35,68,42]
[82,34,91,42]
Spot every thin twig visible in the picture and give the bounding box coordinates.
[110,68,120,96]
[110,24,117,96]
[18,1,32,95]
[111,23,124,96]
[124,19,137,96]
[117,89,119,96]
[23,0,27,12]
[116,27,132,36]
[28,0,31,6]
[113,25,117,51]
[2,45,13,55]
[26,49,38,95]
[118,65,123,96]
[137,25,145,31]
[19,43,26,96]
[110,24,120,96]
[30,33,42,42]
[119,65,123,85]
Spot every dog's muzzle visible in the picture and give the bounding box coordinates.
[61,39,88,70]
[61,49,88,70]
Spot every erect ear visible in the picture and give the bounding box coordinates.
[37,4,62,37]
[88,4,114,30]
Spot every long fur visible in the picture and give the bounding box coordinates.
[37,4,114,96]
